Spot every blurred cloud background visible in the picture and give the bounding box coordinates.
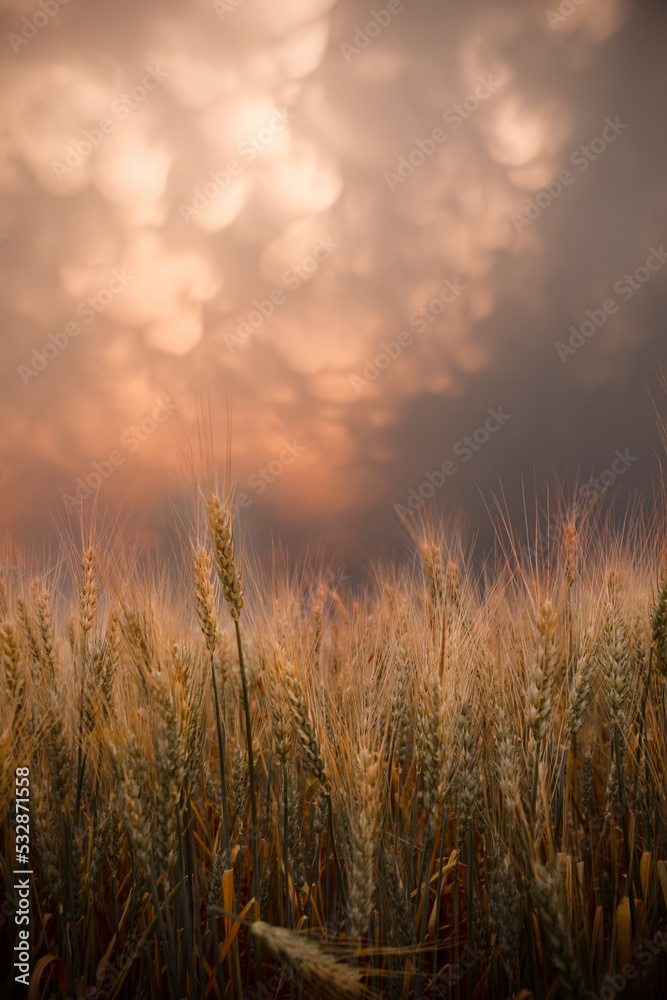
[1,0,666,573]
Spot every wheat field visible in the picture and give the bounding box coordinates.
[1,494,667,1000]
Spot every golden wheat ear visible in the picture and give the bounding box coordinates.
[206,492,244,619]
[193,542,218,651]
[207,912,366,998]
[651,574,667,674]
[79,546,98,641]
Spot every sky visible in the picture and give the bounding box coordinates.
[1,0,666,575]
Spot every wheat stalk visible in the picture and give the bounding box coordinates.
[346,746,379,941]
[193,543,218,651]
[79,546,98,640]
[651,573,667,675]
[532,863,586,1000]
[0,621,25,715]
[206,492,244,620]
[563,633,596,742]
[280,657,328,786]
[249,920,364,997]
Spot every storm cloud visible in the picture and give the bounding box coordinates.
[1,0,665,569]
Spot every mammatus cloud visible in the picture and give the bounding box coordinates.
[0,0,665,562]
